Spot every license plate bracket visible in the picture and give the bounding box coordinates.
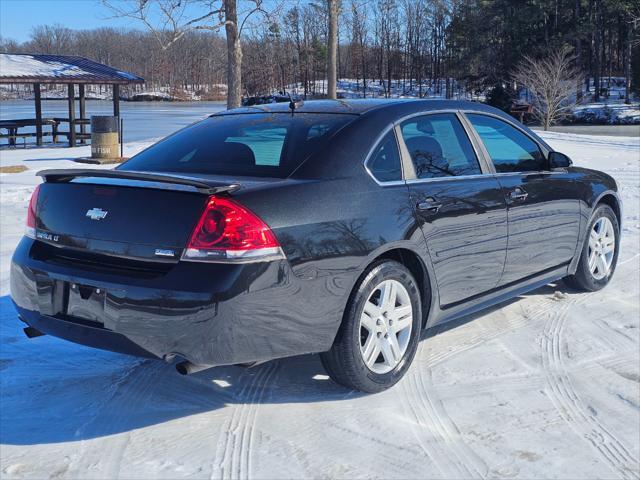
[66,283,106,323]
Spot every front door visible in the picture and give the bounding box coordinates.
[398,112,508,307]
[465,113,581,285]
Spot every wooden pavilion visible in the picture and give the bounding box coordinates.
[0,53,144,147]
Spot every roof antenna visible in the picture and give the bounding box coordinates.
[289,93,303,116]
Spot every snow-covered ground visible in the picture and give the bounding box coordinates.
[0,132,638,479]
[573,102,640,125]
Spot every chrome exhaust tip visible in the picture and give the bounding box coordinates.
[175,360,212,375]
[23,326,44,338]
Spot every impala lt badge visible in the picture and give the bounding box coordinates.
[86,208,108,220]
[36,231,59,242]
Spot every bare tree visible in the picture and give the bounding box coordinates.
[349,0,369,97]
[28,24,75,54]
[512,47,580,131]
[224,0,242,108]
[102,0,267,109]
[624,7,640,104]
[327,0,339,99]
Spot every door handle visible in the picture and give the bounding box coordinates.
[417,197,442,214]
[509,188,528,201]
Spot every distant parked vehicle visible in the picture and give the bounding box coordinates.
[242,94,292,106]
[11,99,621,392]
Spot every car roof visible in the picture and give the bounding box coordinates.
[213,98,552,157]
[214,98,496,116]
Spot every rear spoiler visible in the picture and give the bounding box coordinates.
[37,169,240,195]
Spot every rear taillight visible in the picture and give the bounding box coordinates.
[182,196,284,263]
[25,184,41,239]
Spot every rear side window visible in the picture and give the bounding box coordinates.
[120,113,355,178]
[400,113,481,179]
[367,130,402,182]
[467,114,545,173]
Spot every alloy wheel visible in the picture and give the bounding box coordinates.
[359,279,413,374]
[588,216,615,280]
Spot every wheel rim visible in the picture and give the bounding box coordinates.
[359,279,413,374]
[588,216,615,280]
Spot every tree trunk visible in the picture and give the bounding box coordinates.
[362,41,367,98]
[625,21,632,104]
[225,0,242,109]
[327,0,339,99]
[593,3,601,102]
[575,0,583,102]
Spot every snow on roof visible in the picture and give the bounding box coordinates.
[0,53,144,84]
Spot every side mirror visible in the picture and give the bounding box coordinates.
[548,151,573,169]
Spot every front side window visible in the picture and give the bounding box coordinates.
[466,114,545,173]
[400,113,481,179]
[367,130,402,182]
[120,113,355,178]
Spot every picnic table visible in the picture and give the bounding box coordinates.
[1,118,58,147]
[0,117,90,147]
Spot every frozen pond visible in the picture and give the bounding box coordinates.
[0,100,226,144]
[2,100,637,148]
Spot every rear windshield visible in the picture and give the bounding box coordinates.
[119,112,355,178]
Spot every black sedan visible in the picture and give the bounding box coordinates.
[10,99,621,392]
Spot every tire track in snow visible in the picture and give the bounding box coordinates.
[420,297,559,369]
[211,361,280,480]
[401,289,576,479]
[435,373,546,399]
[538,294,640,479]
[99,362,164,479]
[69,360,162,479]
[434,353,637,400]
[403,365,489,479]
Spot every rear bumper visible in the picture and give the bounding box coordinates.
[10,237,342,366]
[16,306,157,359]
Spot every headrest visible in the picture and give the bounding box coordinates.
[405,136,443,158]
[415,119,435,134]
[223,141,256,166]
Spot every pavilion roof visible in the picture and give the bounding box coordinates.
[0,53,144,85]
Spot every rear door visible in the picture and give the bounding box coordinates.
[464,113,581,285]
[398,112,508,307]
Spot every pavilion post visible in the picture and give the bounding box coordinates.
[34,83,43,146]
[67,83,76,147]
[79,84,86,144]
[113,84,120,118]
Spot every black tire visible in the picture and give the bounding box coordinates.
[565,204,619,292]
[320,260,422,393]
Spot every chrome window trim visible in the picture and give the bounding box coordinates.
[363,123,406,187]
[461,110,551,155]
[457,111,496,174]
[394,110,490,182]
[405,174,493,185]
[392,109,458,124]
[362,108,558,187]
[492,170,568,176]
[394,123,417,179]
[461,111,553,175]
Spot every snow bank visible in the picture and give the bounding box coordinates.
[128,91,174,101]
[573,102,640,125]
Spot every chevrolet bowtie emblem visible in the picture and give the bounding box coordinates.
[86,208,108,220]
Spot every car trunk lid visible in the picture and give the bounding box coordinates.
[33,169,242,263]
